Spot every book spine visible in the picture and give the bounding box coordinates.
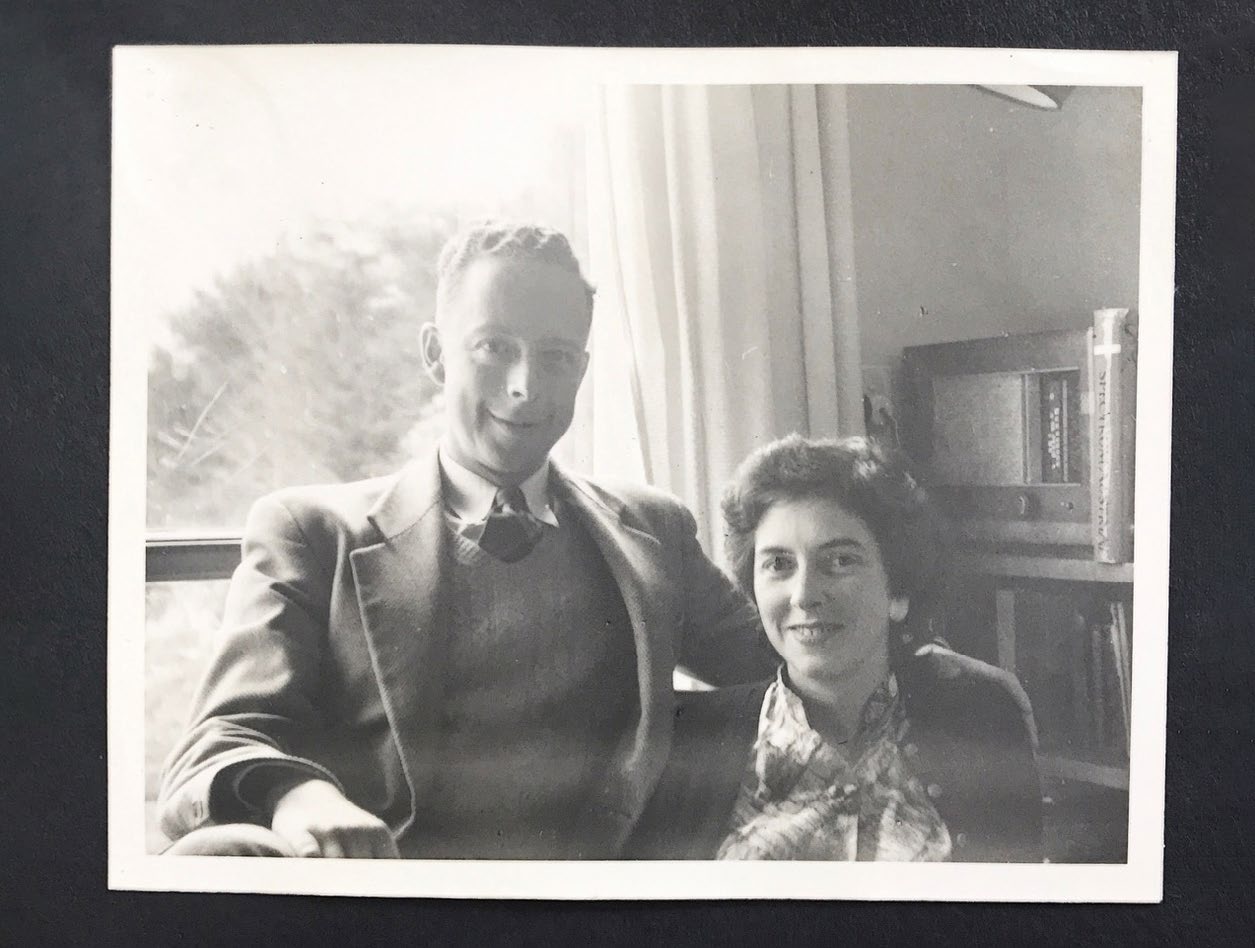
[1070,608,1090,752]
[1089,618,1105,750]
[1106,602,1132,756]
[1120,318,1138,558]
[1114,600,1132,753]
[1091,308,1135,562]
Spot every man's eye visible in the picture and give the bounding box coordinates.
[542,348,581,372]
[474,338,516,359]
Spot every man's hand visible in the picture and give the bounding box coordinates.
[269,779,399,858]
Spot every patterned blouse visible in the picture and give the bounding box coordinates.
[717,668,952,861]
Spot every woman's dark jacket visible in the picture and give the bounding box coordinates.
[625,645,1043,862]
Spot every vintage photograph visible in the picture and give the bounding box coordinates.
[108,45,1175,899]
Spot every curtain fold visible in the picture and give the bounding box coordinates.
[579,83,862,558]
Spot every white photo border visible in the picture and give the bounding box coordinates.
[109,43,1176,901]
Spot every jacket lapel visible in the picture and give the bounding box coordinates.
[553,464,678,850]
[349,447,447,838]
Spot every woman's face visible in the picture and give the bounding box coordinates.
[752,496,908,702]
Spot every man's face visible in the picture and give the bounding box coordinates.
[423,257,591,486]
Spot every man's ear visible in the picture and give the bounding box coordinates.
[419,322,445,385]
[889,596,910,623]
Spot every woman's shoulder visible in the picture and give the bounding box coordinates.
[901,644,1037,748]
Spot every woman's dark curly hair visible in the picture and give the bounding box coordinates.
[721,434,948,613]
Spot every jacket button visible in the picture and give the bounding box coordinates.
[904,743,919,757]
[926,783,943,800]
[955,832,968,848]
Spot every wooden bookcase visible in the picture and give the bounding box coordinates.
[898,322,1136,860]
[900,324,1136,796]
[947,552,1133,791]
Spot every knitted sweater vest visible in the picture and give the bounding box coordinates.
[414,507,639,859]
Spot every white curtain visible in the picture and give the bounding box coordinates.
[568,84,864,560]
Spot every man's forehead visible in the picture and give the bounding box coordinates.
[443,256,591,338]
[461,255,586,298]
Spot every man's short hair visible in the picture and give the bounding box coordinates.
[435,220,596,321]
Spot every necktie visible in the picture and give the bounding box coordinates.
[477,486,545,563]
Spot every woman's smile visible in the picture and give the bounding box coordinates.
[785,621,843,645]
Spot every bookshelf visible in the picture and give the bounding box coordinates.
[953,552,1133,584]
[896,313,1137,863]
[901,312,1137,800]
[950,552,1133,791]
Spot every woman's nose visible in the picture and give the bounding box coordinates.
[789,566,824,609]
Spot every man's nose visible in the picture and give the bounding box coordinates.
[506,354,540,401]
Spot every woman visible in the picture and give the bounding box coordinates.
[628,435,1043,862]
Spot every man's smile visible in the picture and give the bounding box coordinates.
[489,411,543,431]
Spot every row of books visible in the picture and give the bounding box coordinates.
[1081,600,1132,755]
[1013,590,1132,760]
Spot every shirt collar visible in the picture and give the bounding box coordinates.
[760,666,901,752]
[751,666,903,801]
[437,445,559,527]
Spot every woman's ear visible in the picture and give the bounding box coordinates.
[889,596,910,623]
[419,322,445,385]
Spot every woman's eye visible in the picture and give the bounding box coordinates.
[760,555,793,574]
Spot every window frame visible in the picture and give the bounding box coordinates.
[146,533,241,583]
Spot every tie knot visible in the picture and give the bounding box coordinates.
[478,486,543,563]
[493,485,530,515]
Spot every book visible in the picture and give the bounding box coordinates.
[1069,606,1091,752]
[1090,308,1138,562]
[1112,600,1132,752]
[1103,603,1131,755]
[1088,616,1106,748]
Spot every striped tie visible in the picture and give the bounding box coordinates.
[477,486,545,563]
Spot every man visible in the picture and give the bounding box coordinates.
[159,221,774,858]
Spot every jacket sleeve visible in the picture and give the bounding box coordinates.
[624,684,766,859]
[670,502,778,687]
[907,647,1044,863]
[156,494,346,839]
[964,674,1045,864]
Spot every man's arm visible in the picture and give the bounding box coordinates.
[157,493,390,857]
[671,503,777,687]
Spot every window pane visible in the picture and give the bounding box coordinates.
[130,52,588,529]
[145,580,230,801]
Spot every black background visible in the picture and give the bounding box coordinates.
[3,0,1253,942]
